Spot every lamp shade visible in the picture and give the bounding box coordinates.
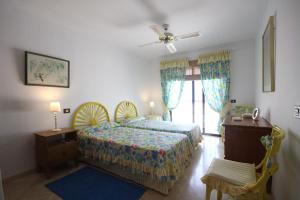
[149,101,155,108]
[49,101,61,112]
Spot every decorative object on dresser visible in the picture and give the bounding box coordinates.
[231,104,255,117]
[25,51,70,88]
[49,101,62,131]
[252,107,260,120]
[34,128,78,177]
[241,113,252,119]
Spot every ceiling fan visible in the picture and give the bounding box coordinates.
[139,24,201,53]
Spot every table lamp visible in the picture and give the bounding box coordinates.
[49,101,61,131]
[149,101,155,115]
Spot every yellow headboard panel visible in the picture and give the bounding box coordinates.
[114,101,138,123]
[72,102,110,129]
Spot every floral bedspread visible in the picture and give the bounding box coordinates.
[121,119,202,148]
[78,126,193,182]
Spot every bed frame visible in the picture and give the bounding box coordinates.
[72,102,173,194]
[72,102,110,128]
[114,100,138,123]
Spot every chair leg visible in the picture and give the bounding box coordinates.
[217,190,223,200]
[263,188,268,200]
[256,192,264,200]
[205,185,213,200]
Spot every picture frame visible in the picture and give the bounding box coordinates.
[25,51,70,88]
[262,16,275,92]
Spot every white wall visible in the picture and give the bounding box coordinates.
[254,0,300,199]
[0,2,153,178]
[149,39,256,114]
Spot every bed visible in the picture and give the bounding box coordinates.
[114,101,202,148]
[72,102,193,194]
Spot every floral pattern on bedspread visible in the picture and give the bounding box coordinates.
[78,126,193,182]
[121,119,202,148]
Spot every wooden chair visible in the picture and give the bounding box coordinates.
[201,125,285,200]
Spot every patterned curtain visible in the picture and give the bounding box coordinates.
[198,51,230,131]
[160,59,188,121]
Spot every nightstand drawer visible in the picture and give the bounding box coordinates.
[48,141,78,166]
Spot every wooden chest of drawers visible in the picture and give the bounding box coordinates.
[222,116,272,165]
[34,128,78,177]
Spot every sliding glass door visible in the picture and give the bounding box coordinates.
[172,80,219,135]
[172,81,193,124]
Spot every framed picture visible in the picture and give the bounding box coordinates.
[25,51,70,88]
[262,16,275,92]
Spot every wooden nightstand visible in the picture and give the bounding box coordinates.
[145,115,162,121]
[34,128,78,177]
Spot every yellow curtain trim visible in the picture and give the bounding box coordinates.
[160,58,189,69]
[198,51,230,64]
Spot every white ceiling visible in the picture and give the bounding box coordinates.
[9,0,267,59]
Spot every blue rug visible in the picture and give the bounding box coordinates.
[46,167,145,200]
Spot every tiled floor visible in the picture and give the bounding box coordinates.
[3,136,229,200]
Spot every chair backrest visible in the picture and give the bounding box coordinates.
[269,126,285,156]
[245,125,285,190]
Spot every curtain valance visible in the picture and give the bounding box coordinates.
[198,51,230,80]
[198,51,230,65]
[160,58,189,69]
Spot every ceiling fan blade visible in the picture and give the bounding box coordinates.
[139,41,161,47]
[166,43,177,54]
[150,25,164,36]
[175,32,201,41]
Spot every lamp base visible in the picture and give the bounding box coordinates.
[52,128,62,132]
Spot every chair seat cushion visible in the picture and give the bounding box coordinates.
[206,158,256,186]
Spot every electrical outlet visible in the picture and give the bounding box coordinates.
[294,105,300,119]
[63,108,70,114]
